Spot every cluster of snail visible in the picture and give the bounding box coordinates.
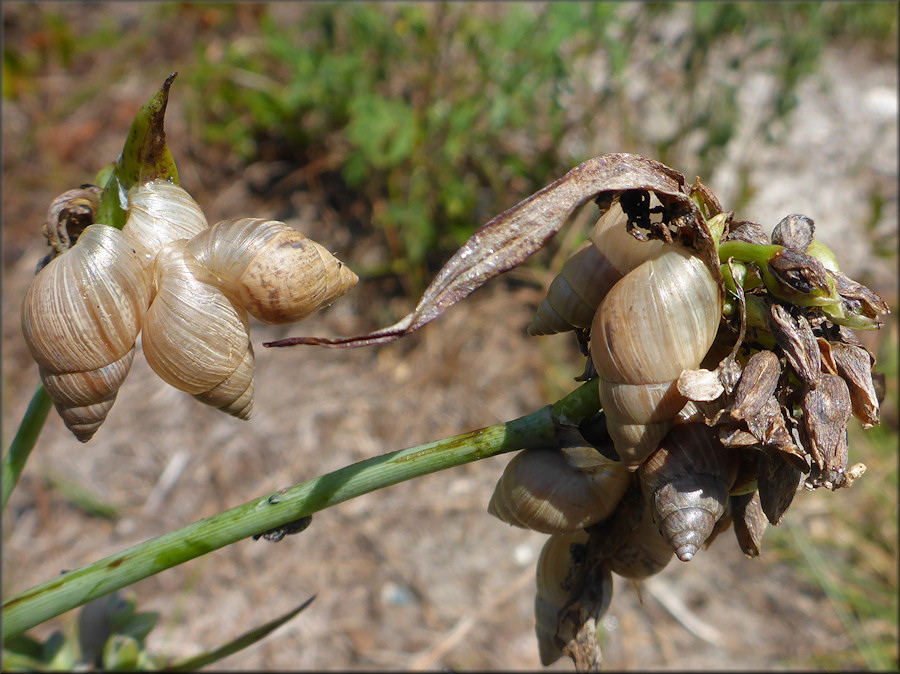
[21,180,357,442]
[485,195,887,666]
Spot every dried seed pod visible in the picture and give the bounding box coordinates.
[528,201,664,336]
[21,224,152,441]
[758,450,802,524]
[488,447,630,534]
[185,218,358,324]
[591,246,723,466]
[802,373,853,488]
[142,240,255,418]
[639,423,738,561]
[827,341,880,427]
[730,350,781,422]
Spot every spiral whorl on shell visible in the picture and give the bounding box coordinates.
[21,224,152,441]
[123,179,209,262]
[184,218,359,325]
[639,423,739,561]
[590,244,722,466]
[142,240,255,419]
[487,447,630,534]
[528,201,664,336]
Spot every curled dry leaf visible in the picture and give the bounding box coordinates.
[265,153,715,349]
[677,367,725,403]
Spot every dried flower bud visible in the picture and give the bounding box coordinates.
[765,248,839,307]
[801,374,852,486]
[768,304,821,384]
[771,214,815,253]
[821,269,891,330]
[730,350,781,421]
[758,450,802,525]
[732,492,767,557]
[726,220,771,245]
[828,341,880,427]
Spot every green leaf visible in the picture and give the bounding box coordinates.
[95,74,180,229]
[102,634,143,671]
[166,596,315,671]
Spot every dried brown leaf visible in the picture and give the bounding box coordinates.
[266,153,698,349]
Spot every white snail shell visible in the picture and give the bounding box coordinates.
[487,446,629,534]
[22,181,359,438]
[528,201,665,336]
[21,224,152,441]
[142,240,255,419]
[590,244,722,466]
[123,179,208,262]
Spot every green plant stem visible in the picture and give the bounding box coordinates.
[2,384,53,511]
[1,380,601,641]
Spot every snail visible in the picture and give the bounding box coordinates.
[591,489,673,580]
[527,200,665,336]
[534,530,614,666]
[141,218,358,417]
[22,181,358,439]
[590,241,723,466]
[487,446,630,534]
[21,224,153,441]
[639,423,738,561]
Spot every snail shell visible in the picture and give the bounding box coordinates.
[528,201,665,336]
[184,218,359,324]
[123,179,209,262]
[141,240,254,418]
[639,423,738,561]
[534,530,613,666]
[487,447,630,534]
[590,244,722,466]
[21,224,152,441]
[603,499,673,579]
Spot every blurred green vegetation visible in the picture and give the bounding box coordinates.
[174,2,896,289]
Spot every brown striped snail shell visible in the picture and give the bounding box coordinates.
[21,224,152,441]
[639,423,739,561]
[184,217,359,324]
[590,244,723,466]
[528,200,665,336]
[487,447,630,534]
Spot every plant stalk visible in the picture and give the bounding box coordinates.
[2,384,53,511]
[2,380,601,641]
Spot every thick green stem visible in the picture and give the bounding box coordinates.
[2,385,53,511]
[1,380,601,641]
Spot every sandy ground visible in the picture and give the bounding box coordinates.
[2,4,897,670]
